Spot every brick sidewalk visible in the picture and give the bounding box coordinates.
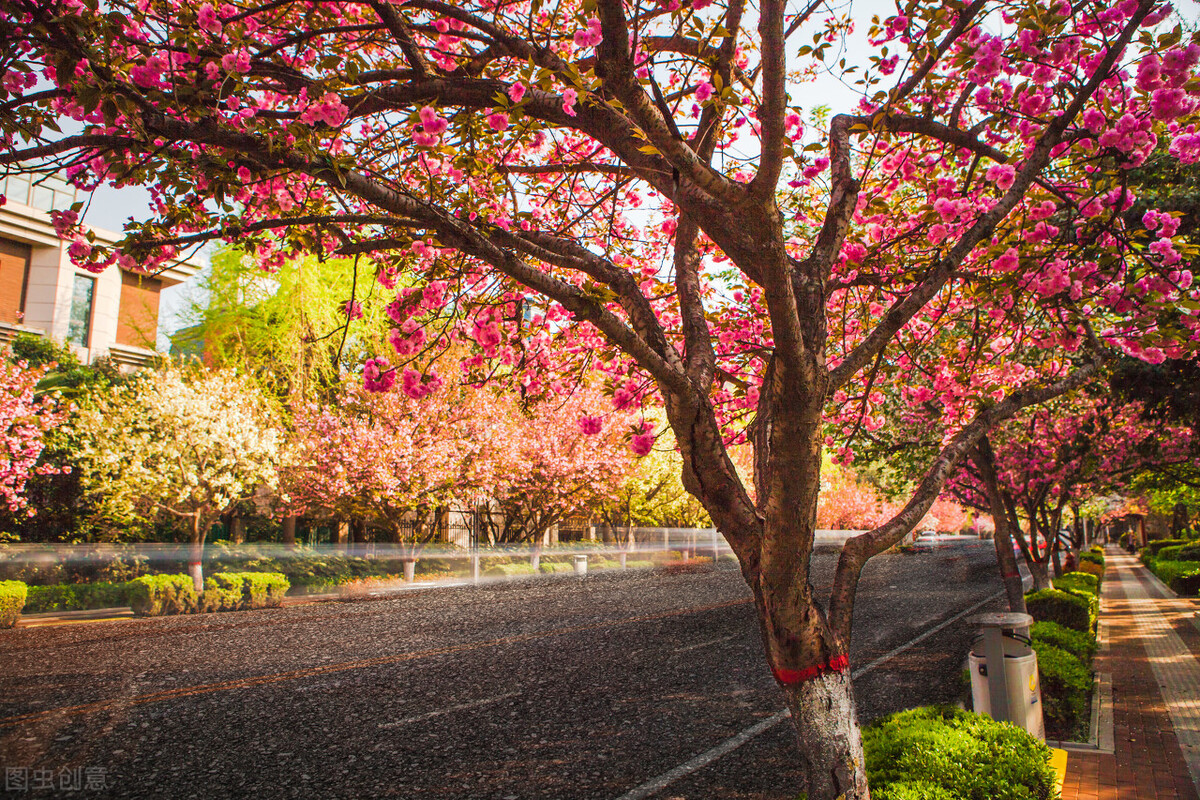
[1061,549,1200,800]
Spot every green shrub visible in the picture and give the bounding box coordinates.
[592,559,622,570]
[873,782,957,800]
[1177,544,1200,562]
[538,562,573,573]
[240,572,289,608]
[128,574,200,616]
[1149,559,1200,594]
[1077,550,1104,566]
[1025,588,1091,633]
[202,573,246,612]
[863,705,1057,800]
[1032,641,1091,741]
[484,563,537,577]
[1170,570,1200,597]
[23,582,131,614]
[1031,621,1097,665]
[0,580,27,628]
[1076,560,1104,584]
[1148,539,1192,557]
[204,572,290,611]
[1052,572,1099,597]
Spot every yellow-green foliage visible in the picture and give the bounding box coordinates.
[0,580,27,628]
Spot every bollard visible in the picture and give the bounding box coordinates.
[574,554,588,576]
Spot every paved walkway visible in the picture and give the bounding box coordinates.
[1062,548,1200,800]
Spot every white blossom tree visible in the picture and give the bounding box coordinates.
[71,368,281,589]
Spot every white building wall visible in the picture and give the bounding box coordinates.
[20,242,67,337]
[87,265,123,360]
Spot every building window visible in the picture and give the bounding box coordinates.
[67,274,95,347]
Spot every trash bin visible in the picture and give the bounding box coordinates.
[968,612,1044,739]
[573,554,588,575]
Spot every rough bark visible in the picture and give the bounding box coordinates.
[781,668,869,800]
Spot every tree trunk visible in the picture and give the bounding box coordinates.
[189,514,205,592]
[282,516,297,549]
[230,516,246,544]
[782,668,869,800]
[1028,559,1051,591]
[975,440,1026,613]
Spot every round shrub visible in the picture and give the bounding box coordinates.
[1052,572,1098,596]
[1031,620,1096,665]
[1032,641,1091,740]
[863,705,1057,800]
[1077,550,1104,566]
[0,580,27,628]
[1025,588,1091,633]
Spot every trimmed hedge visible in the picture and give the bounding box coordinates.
[1147,538,1191,558]
[0,580,26,628]
[1076,560,1104,583]
[484,563,538,577]
[129,572,289,616]
[1031,620,1097,666]
[863,705,1057,800]
[1077,550,1104,567]
[1032,641,1091,741]
[24,582,131,614]
[1052,572,1099,597]
[128,574,199,616]
[1025,588,1092,633]
[1155,545,1199,563]
[1147,559,1200,595]
[538,562,574,573]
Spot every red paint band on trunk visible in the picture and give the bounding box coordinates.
[189,561,201,567]
[772,654,850,686]
[1001,572,1021,579]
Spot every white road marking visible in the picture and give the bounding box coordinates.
[613,589,1007,800]
[674,634,739,653]
[377,692,520,729]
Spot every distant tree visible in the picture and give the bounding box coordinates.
[285,378,493,558]
[178,249,393,400]
[478,388,637,544]
[593,423,711,543]
[70,368,281,588]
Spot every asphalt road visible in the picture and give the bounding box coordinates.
[0,539,1005,799]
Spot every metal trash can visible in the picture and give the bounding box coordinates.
[968,612,1044,739]
[573,555,588,576]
